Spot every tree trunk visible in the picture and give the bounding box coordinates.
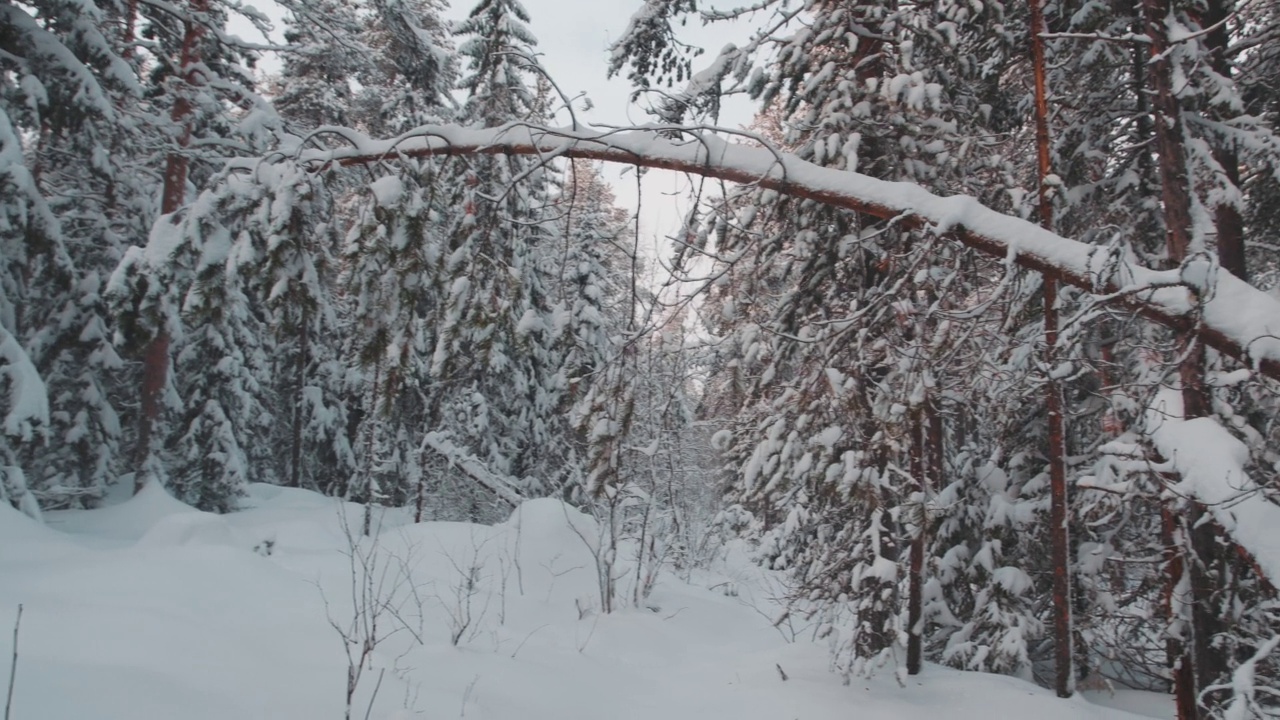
[907,408,926,675]
[1163,503,1199,720]
[121,0,140,60]
[134,331,170,494]
[1029,0,1074,695]
[1187,1,1235,696]
[1144,0,1226,712]
[136,0,206,491]
[1202,0,1247,280]
[1044,320,1073,699]
[361,359,382,537]
[1144,0,1196,266]
[324,126,1280,382]
[414,469,425,524]
[1188,503,1227,705]
[288,308,309,488]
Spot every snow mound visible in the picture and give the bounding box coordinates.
[4,488,1169,720]
[45,480,201,544]
[504,497,599,548]
[135,511,239,548]
[0,502,73,552]
[240,482,338,511]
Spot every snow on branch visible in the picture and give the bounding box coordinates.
[293,121,1280,383]
[0,327,48,441]
[420,432,524,507]
[1147,388,1280,585]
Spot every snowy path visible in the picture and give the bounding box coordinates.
[2,486,1168,719]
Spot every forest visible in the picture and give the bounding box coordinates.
[3,0,1280,718]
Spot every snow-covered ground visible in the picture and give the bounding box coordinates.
[2,485,1170,719]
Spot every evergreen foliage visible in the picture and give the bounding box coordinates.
[4,0,1280,713]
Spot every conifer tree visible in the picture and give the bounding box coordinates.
[357,0,458,134]
[418,0,566,512]
[612,0,1032,676]
[109,0,281,508]
[275,0,373,132]
[1,0,147,510]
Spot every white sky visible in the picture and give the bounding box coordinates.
[499,0,756,258]
[233,0,760,262]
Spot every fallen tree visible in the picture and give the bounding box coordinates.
[291,121,1280,383]
[276,120,1280,587]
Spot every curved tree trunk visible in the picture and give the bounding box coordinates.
[303,123,1280,384]
[280,123,1280,607]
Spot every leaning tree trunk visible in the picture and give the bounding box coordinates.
[315,124,1280,382]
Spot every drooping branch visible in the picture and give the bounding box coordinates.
[420,432,524,507]
[294,121,1280,383]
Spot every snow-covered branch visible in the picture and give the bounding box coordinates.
[1147,388,1280,585]
[420,432,524,507]
[295,121,1280,383]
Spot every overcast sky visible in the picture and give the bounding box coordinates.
[504,0,757,264]
[235,0,761,260]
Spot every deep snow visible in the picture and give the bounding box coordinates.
[2,484,1170,719]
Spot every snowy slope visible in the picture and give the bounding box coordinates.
[2,486,1167,720]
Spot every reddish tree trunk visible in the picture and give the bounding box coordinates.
[1162,503,1199,720]
[1144,0,1195,266]
[122,0,140,60]
[1202,0,1247,281]
[1188,504,1227,704]
[1144,0,1225,712]
[1029,0,1074,695]
[135,0,207,490]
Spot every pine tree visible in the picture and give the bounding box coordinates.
[1,0,148,511]
[109,0,282,508]
[274,0,374,132]
[326,0,462,519]
[342,162,451,511]
[357,0,457,134]
[414,0,567,514]
[610,0,1034,676]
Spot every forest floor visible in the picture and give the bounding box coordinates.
[2,484,1171,719]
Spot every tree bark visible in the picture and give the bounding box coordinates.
[1144,0,1196,266]
[1202,0,1247,280]
[907,408,926,676]
[1162,502,1199,720]
[121,0,140,60]
[288,308,309,488]
[136,0,207,491]
[1188,504,1227,707]
[1189,0,1237,697]
[1144,0,1226,712]
[1044,339,1074,698]
[314,127,1280,384]
[1029,0,1074,695]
